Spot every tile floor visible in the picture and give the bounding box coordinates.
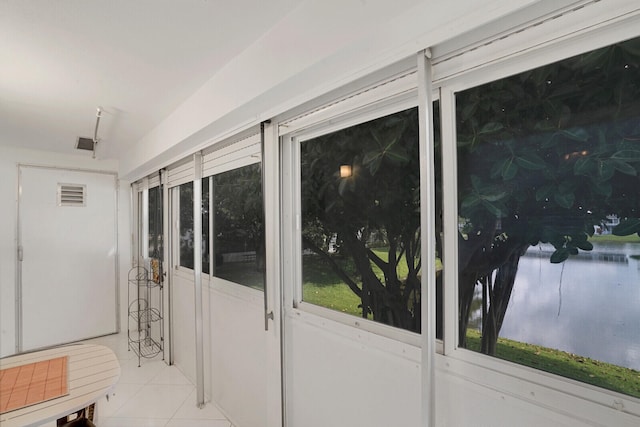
[40,334,233,427]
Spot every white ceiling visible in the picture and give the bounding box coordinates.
[0,0,300,160]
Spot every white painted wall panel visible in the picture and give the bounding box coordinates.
[283,312,639,427]
[435,371,579,427]
[210,282,267,427]
[285,313,421,427]
[171,272,197,384]
[170,276,269,427]
[434,359,640,426]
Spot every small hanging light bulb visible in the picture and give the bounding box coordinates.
[340,164,352,178]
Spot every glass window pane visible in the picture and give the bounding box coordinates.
[148,186,163,259]
[456,37,640,397]
[202,178,210,274]
[300,107,440,333]
[179,182,194,270]
[137,191,144,260]
[213,163,265,289]
[433,101,443,340]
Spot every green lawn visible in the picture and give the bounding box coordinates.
[302,254,364,316]
[301,248,413,317]
[465,329,640,398]
[589,233,640,243]
[214,261,265,290]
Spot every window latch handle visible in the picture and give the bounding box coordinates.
[264,310,274,331]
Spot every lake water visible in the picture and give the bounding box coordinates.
[471,242,640,371]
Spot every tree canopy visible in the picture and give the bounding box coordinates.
[301,108,425,331]
[456,36,640,352]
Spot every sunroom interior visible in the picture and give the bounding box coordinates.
[2,1,640,426]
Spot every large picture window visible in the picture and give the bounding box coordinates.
[211,163,265,290]
[456,37,640,397]
[299,107,442,333]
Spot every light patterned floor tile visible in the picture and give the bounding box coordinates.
[172,388,228,420]
[100,417,169,427]
[149,364,193,385]
[113,384,193,419]
[165,419,231,427]
[95,382,145,419]
[118,357,167,385]
[78,333,234,427]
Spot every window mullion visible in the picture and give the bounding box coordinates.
[418,49,436,427]
[439,86,458,357]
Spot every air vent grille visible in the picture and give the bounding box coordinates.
[58,183,86,207]
[76,137,94,151]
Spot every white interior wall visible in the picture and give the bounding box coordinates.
[0,145,129,357]
[285,314,421,427]
[209,283,267,427]
[170,271,197,382]
[434,355,640,426]
[170,277,268,427]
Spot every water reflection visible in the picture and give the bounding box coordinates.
[472,242,640,370]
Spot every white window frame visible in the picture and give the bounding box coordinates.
[144,130,266,294]
[202,129,266,296]
[171,181,196,274]
[435,4,640,419]
[280,74,432,347]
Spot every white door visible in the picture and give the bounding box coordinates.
[18,166,118,351]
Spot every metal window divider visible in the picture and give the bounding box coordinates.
[261,120,274,331]
[193,152,205,408]
[418,49,436,427]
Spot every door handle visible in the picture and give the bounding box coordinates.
[18,246,23,262]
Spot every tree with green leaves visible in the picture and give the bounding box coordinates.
[301,108,429,332]
[456,37,640,354]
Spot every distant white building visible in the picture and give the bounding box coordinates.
[595,214,620,234]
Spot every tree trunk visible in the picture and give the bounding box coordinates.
[480,245,528,355]
[341,232,414,330]
[458,271,478,348]
[458,240,529,353]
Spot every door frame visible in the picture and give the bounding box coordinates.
[16,164,119,352]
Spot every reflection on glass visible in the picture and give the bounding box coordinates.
[202,178,210,274]
[148,186,163,259]
[433,101,443,339]
[137,192,144,259]
[300,107,443,334]
[456,37,640,396]
[213,163,265,290]
[179,182,194,269]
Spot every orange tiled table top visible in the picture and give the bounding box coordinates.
[0,356,68,414]
[0,344,119,427]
